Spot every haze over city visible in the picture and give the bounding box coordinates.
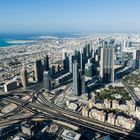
[0,0,140,33]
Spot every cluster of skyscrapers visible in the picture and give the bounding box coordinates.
[71,41,115,96]
[20,54,51,91]
[20,41,115,96]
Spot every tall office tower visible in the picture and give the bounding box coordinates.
[100,45,114,83]
[69,54,75,73]
[74,50,81,66]
[44,55,49,71]
[62,49,67,60]
[81,75,86,94]
[123,41,127,48]
[135,49,140,69]
[82,46,88,69]
[34,60,43,82]
[92,49,96,60]
[83,46,87,58]
[97,47,101,62]
[85,59,93,77]
[80,48,84,71]
[132,49,137,69]
[43,71,51,91]
[20,66,28,89]
[73,60,80,96]
[62,51,69,71]
[86,43,92,58]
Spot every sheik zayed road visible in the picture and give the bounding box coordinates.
[1,88,140,140]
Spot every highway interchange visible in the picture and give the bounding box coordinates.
[1,88,140,140]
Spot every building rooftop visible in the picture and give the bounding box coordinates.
[60,129,81,140]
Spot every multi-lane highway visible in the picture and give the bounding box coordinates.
[121,79,140,105]
[3,96,140,140]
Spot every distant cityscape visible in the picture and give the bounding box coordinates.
[1,33,140,140]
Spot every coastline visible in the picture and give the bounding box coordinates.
[0,45,21,48]
[0,40,38,48]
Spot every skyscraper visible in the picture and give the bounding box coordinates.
[135,49,140,69]
[86,43,92,59]
[100,45,114,83]
[85,59,93,77]
[73,60,80,96]
[69,54,75,73]
[62,50,69,71]
[34,60,43,82]
[20,66,28,88]
[132,47,140,69]
[81,75,86,94]
[43,71,51,91]
[44,55,49,71]
[80,48,88,72]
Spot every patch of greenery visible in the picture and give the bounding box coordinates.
[124,72,140,87]
[95,86,131,101]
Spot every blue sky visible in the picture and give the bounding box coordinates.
[0,0,140,33]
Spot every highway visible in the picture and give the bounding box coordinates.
[0,120,22,128]
[121,79,140,105]
[3,96,140,140]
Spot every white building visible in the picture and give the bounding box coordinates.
[112,100,119,110]
[136,106,140,119]
[60,129,81,140]
[115,116,136,130]
[126,100,135,112]
[4,80,18,92]
[68,103,78,111]
[88,99,96,109]
[95,102,104,109]
[107,113,115,125]
[104,99,111,109]
[82,106,89,117]
[89,109,106,122]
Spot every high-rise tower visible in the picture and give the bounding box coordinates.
[62,50,69,71]
[135,49,140,69]
[20,66,28,88]
[73,60,80,96]
[34,60,43,82]
[100,45,114,83]
[43,71,51,91]
[44,55,49,71]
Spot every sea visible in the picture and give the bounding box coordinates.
[0,32,82,48]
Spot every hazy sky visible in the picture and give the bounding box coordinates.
[0,0,140,33]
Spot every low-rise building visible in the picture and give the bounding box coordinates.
[88,99,96,109]
[95,102,104,109]
[89,109,106,122]
[104,99,111,109]
[115,115,136,130]
[81,106,89,117]
[107,113,115,125]
[119,104,127,112]
[112,100,119,110]
[126,100,135,112]
[59,129,81,140]
[21,124,36,136]
[68,103,78,111]
[4,80,18,92]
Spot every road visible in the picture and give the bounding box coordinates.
[121,79,140,105]
[3,96,140,140]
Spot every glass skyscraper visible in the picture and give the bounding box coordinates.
[100,45,114,83]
